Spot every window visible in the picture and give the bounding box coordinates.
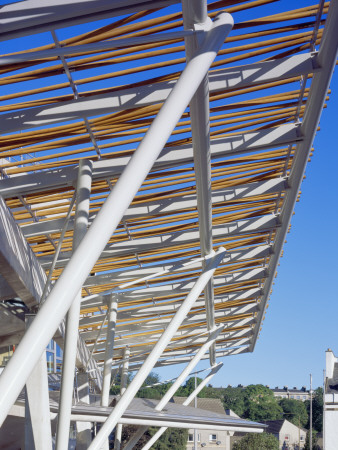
[297,395,300,399]
[291,395,294,399]
[188,433,200,442]
[209,434,217,442]
[303,396,306,400]
[300,436,305,441]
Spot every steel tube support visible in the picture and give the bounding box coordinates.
[88,248,226,450]
[101,296,118,406]
[114,347,130,450]
[0,12,232,426]
[100,295,118,450]
[56,159,93,450]
[141,362,223,450]
[124,325,224,450]
[182,0,217,365]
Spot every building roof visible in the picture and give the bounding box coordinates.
[173,396,227,416]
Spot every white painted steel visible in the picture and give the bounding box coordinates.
[21,178,287,238]
[142,363,223,450]
[183,0,216,365]
[70,415,263,434]
[24,315,53,450]
[0,11,232,425]
[56,159,93,450]
[88,248,226,449]
[114,347,130,450]
[0,126,298,199]
[0,54,314,133]
[0,30,197,65]
[123,325,225,450]
[250,0,338,352]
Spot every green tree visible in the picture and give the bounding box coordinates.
[244,385,283,421]
[136,372,173,399]
[279,398,308,428]
[304,429,320,450]
[118,425,187,449]
[222,386,246,417]
[232,432,279,450]
[305,387,323,432]
[176,377,206,397]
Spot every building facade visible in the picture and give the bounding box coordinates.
[323,349,338,450]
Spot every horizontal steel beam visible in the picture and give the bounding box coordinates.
[82,243,271,289]
[0,53,315,133]
[0,0,179,42]
[21,178,287,238]
[0,124,298,199]
[38,214,278,268]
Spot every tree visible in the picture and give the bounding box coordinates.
[175,377,206,398]
[279,398,308,428]
[304,429,320,450]
[136,372,173,400]
[222,386,246,417]
[232,432,279,450]
[118,425,187,449]
[244,385,283,421]
[305,387,323,432]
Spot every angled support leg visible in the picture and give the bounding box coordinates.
[56,159,93,450]
[88,248,226,450]
[114,347,130,450]
[141,362,223,450]
[124,325,225,450]
[0,10,233,425]
[24,314,53,450]
[100,295,118,450]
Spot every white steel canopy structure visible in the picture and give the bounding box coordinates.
[0,0,337,448]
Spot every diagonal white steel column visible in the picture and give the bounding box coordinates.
[88,248,226,450]
[124,324,225,450]
[100,295,118,450]
[24,315,53,450]
[0,12,232,426]
[56,159,93,450]
[182,0,217,366]
[141,362,223,450]
[114,347,130,450]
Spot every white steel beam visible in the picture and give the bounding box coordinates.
[88,247,226,450]
[0,195,46,308]
[0,0,179,42]
[142,362,223,450]
[39,214,278,269]
[123,325,225,450]
[0,53,315,133]
[183,0,216,365]
[0,125,298,199]
[249,0,338,352]
[56,159,93,450]
[24,315,53,450]
[21,178,287,239]
[0,12,232,426]
[114,347,130,450]
[81,243,271,290]
[101,296,118,408]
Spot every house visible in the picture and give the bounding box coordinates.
[272,386,310,402]
[323,348,338,449]
[260,419,307,449]
[173,397,240,450]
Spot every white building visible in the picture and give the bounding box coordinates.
[324,349,338,450]
[173,397,240,450]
